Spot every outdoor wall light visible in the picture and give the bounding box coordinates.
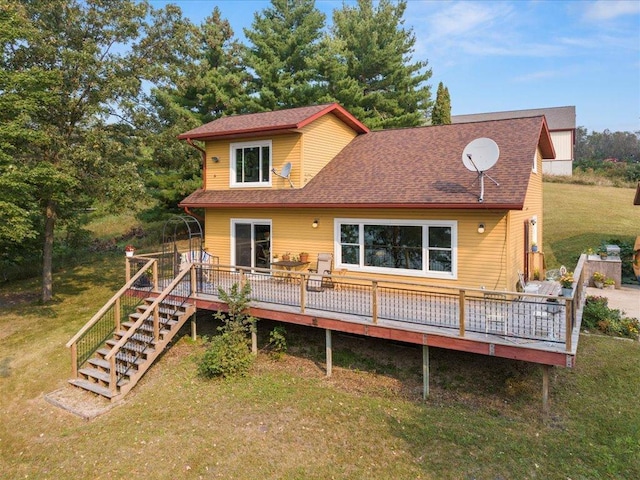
[312,219,319,228]
[212,156,219,163]
[530,218,536,225]
[477,223,485,234]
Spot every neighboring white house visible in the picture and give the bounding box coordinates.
[452,106,576,176]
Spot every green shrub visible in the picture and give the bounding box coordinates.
[198,322,254,378]
[198,282,257,378]
[266,326,288,359]
[583,295,640,340]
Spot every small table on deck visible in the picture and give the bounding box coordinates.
[271,260,309,282]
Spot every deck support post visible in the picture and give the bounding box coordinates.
[125,257,131,283]
[542,364,551,414]
[422,345,429,400]
[251,328,258,355]
[325,329,332,377]
[190,314,197,341]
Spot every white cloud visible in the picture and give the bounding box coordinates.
[582,0,640,21]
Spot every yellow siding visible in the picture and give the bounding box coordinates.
[505,148,544,289]
[203,207,512,290]
[299,114,358,185]
[203,134,302,191]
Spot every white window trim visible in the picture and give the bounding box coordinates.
[532,151,538,174]
[333,218,457,279]
[230,140,272,188]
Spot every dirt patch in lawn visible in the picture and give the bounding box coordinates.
[44,385,123,420]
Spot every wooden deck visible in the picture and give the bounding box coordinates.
[162,265,583,368]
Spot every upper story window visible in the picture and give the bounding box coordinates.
[230,140,272,187]
[335,219,457,279]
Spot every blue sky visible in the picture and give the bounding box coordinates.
[150,0,640,133]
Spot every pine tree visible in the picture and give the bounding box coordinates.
[431,82,452,125]
[329,0,432,129]
[244,0,327,110]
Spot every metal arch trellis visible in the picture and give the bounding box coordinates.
[160,215,204,282]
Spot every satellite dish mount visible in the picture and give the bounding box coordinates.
[462,138,500,203]
[272,162,294,188]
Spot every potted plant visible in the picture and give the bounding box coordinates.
[597,246,607,260]
[604,278,615,290]
[125,245,135,257]
[592,271,606,288]
[281,252,291,261]
[560,271,574,297]
[299,252,309,263]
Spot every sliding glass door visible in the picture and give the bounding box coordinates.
[232,220,271,269]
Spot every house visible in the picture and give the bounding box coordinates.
[452,106,575,176]
[68,103,586,407]
[178,103,555,290]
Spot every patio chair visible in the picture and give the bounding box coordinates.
[517,270,540,294]
[180,250,219,281]
[306,253,334,292]
[483,292,508,335]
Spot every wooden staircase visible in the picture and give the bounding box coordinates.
[69,297,195,401]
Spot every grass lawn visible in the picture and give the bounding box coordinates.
[543,183,639,269]
[1,182,639,479]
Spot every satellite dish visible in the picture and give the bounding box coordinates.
[272,162,294,188]
[462,138,499,172]
[461,138,500,203]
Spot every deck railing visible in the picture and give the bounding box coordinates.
[66,258,157,376]
[187,262,583,351]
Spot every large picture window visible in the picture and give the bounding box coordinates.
[335,219,456,278]
[230,140,271,187]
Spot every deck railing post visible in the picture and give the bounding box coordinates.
[190,265,197,297]
[565,299,572,352]
[372,281,378,324]
[300,273,306,313]
[459,290,466,337]
[70,343,78,377]
[109,356,117,394]
[152,260,159,293]
[125,257,131,283]
[153,304,160,342]
[115,297,121,332]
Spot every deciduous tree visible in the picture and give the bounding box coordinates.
[0,0,166,301]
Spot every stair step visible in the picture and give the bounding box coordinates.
[89,357,140,374]
[122,321,172,335]
[79,367,128,387]
[145,298,194,310]
[115,351,146,366]
[134,306,184,318]
[128,312,179,324]
[106,339,155,356]
[69,378,116,399]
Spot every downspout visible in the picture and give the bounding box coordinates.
[183,206,204,222]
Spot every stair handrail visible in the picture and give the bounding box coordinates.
[66,258,156,349]
[103,265,193,364]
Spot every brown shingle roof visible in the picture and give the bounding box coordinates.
[180,116,553,210]
[178,103,369,141]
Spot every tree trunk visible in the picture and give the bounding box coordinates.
[42,201,56,303]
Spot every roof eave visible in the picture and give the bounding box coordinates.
[178,200,524,210]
